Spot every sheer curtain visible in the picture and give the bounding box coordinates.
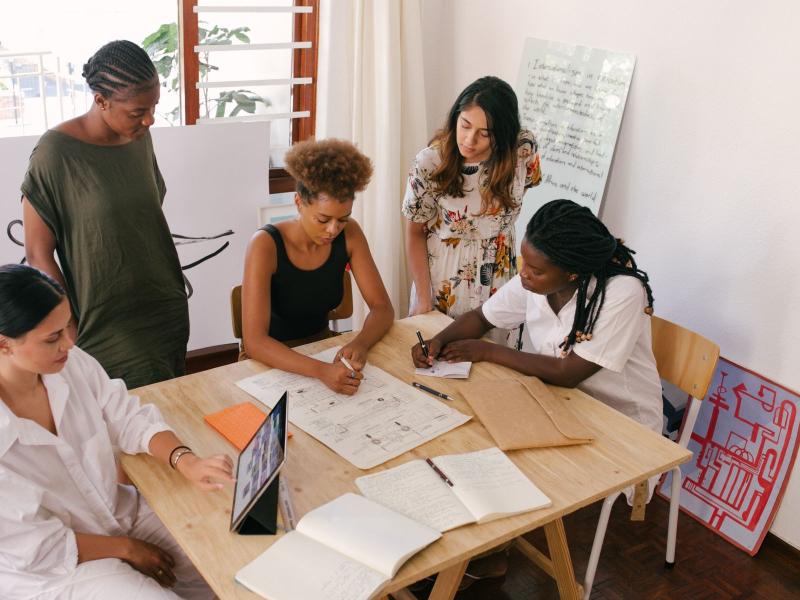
[316,0,428,328]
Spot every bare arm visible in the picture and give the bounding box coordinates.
[405,220,433,316]
[241,231,363,395]
[412,307,602,388]
[22,197,78,338]
[340,220,395,366]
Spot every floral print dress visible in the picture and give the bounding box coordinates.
[402,128,542,345]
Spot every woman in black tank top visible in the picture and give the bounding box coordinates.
[240,139,394,396]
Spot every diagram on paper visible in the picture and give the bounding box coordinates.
[236,347,471,469]
[658,357,800,554]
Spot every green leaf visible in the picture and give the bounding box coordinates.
[215,101,227,118]
[234,32,251,43]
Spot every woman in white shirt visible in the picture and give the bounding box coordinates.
[412,199,663,435]
[0,264,235,599]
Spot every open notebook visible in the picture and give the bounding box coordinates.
[355,447,551,533]
[235,493,440,600]
[414,359,472,379]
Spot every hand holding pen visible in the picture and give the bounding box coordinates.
[412,330,442,368]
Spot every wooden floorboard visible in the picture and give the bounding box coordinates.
[411,491,800,600]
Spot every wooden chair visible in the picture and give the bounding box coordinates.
[578,316,719,599]
[230,270,354,339]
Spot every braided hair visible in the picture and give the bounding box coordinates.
[82,40,158,100]
[525,199,654,356]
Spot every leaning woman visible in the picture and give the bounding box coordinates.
[403,76,541,346]
[241,139,394,395]
[0,264,234,599]
[21,40,188,389]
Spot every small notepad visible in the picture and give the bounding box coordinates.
[204,402,269,451]
[415,359,472,379]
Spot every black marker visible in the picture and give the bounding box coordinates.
[415,330,429,358]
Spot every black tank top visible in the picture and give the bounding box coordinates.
[261,224,349,342]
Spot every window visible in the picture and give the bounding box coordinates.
[0,1,181,138]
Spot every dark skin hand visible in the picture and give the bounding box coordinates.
[411,240,603,389]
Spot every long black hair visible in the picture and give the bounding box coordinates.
[525,200,654,356]
[0,264,66,339]
[430,76,522,211]
[82,40,158,100]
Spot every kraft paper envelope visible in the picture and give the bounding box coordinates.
[460,376,593,450]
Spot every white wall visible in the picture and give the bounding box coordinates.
[421,0,800,548]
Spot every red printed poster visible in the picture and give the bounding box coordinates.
[658,358,800,554]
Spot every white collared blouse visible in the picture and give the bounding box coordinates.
[0,346,172,597]
[481,274,663,434]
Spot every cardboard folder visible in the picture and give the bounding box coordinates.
[460,376,593,450]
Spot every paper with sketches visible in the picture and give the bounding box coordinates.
[415,360,472,379]
[236,347,472,469]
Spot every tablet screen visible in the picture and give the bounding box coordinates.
[230,393,287,529]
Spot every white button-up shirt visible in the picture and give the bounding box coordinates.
[0,347,172,597]
[482,275,663,434]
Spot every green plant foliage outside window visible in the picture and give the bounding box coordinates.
[142,22,271,124]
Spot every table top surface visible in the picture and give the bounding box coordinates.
[120,313,691,598]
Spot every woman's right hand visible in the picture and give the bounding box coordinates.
[411,338,443,368]
[123,537,177,588]
[408,301,433,317]
[321,361,364,395]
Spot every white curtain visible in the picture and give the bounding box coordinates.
[316,0,428,328]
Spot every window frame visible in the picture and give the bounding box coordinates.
[179,0,319,190]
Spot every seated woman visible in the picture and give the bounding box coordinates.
[241,139,395,395]
[413,198,663,438]
[0,264,235,600]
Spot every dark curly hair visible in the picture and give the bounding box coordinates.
[284,139,373,204]
[82,40,158,100]
[525,199,654,356]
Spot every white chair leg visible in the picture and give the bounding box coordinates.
[583,491,623,600]
[665,465,682,567]
[677,396,701,448]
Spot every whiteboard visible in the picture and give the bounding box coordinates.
[0,122,271,351]
[514,38,635,244]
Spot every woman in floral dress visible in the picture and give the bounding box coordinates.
[403,76,542,345]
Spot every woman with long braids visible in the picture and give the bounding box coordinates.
[21,40,189,389]
[403,76,541,346]
[412,199,663,437]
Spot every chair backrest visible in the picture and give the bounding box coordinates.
[230,270,354,340]
[650,315,720,401]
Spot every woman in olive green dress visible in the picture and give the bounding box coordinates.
[20,40,189,389]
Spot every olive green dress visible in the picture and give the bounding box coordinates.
[21,129,189,389]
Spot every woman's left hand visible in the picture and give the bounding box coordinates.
[438,340,493,364]
[175,453,236,492]
[335,342,368,372]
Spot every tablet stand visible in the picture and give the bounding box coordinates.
[235,474,280,535]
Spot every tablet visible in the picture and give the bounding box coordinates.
[230,393,288,532]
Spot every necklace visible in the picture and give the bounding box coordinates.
[461,165,480,175]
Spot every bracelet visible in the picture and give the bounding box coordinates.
[172,449,195,470]
[168,445,191,470]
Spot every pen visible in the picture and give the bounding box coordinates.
[338,354,366,380]
[413,381,454,401]
[425,457,454,486]
[415,330,429,358]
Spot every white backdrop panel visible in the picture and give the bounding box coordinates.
[0,122,270,351]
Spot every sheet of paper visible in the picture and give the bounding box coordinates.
[236,347,472,469]
[414,359,472,379]
[435,447,552,523]
[298,493,441,578]
[356,460,475,532]
[235,531,386,600]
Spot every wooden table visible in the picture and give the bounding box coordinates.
[121,313,691,600]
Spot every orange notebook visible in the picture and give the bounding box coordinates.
[204,402,291,451]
